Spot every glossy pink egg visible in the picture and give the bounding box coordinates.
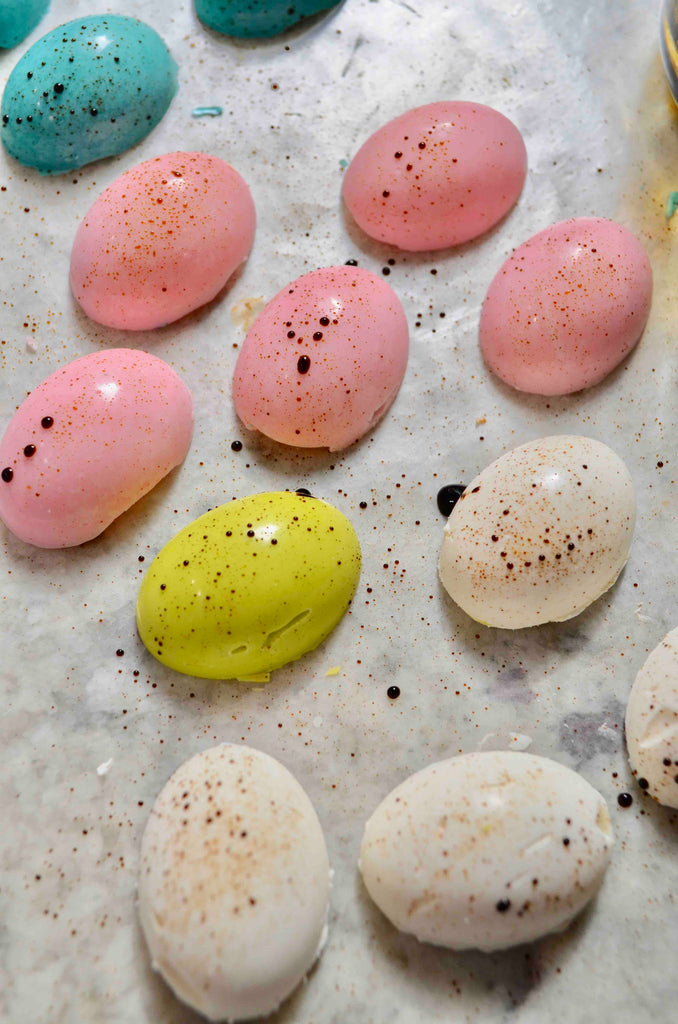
[0,349,193,548]
[479,217,653,395]
[342,101,527,251]
[232,265,409,451]
[70,151,256,331]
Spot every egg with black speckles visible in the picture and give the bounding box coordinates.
[626,626,678,808]
[70,152,256,331]
[136,491,361,680]
[359,750,613,951]
[342,101,527,251]
[232,265,409,451]
[480,218,653,395]
[438,435,635,628]
[139,743,331,1021]
[195,0,342,37]
[0,349,193,548]
[0,15,177,173]
[0,0,49,49]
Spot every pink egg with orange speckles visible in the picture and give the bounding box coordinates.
[0,349,193,548]
[70,151,255,331]
[342,101,527,251]
[232,265,409,451]
[479,218,653,396]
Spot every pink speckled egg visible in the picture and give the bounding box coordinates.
[0,349,193,548]
[342,101,527,251]
[479,217,653,395]
[232,265,409,451]
[70,151,256,331]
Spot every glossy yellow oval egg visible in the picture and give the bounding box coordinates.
[136,491,361,680]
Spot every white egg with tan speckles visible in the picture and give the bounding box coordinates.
[359,751,614,952]
[138,744,330,1022]
[438,435,635,629]
[626,627,678,808]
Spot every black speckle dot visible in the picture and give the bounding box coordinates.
[23,444,36,457]
[617,792,633,808]
[231,440,243,452]
[387,685,400,699]
[297,355,311,374]
[437,484,465,517]
[1,467,13,483]
[496,899,511,913]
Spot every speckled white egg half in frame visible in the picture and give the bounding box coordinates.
[359,751,614,952]
[626,627,678,808]
[438,436,635,629]
[138,744,330,1022]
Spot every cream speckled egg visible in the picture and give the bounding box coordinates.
[359,751,613,952]
[438,435,635,628]
[139,743,330,1022]
[626,627,678,808]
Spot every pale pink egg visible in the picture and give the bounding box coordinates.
[0,349,193,548]
[232,265,409,451]
[70,151,256,331]
[479,217,653,395]
[342,101,527,251]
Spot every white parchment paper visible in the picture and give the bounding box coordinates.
[1,2,676,1022]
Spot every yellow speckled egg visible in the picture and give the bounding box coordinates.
[136,491,361,680]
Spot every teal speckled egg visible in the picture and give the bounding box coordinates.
[0,15,177,174]
[195,0,342,38]
[0,0,49,49]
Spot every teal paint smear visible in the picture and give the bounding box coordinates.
[192,106,223,117]
[666,191,678,220]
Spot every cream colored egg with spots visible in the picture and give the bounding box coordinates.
[438,435,635,629]
[138,743,330,1022]
[626,627,678,808]
[359,751,614,952]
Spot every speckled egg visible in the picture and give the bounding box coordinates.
[438,435,635,628]
[194,0,341,37]
[626,627,678,808]
[136,491,361,680]
[70,152,256,331]
[342,101,527,251]
[480,218,653,395]
[0,0,49,49]
[0,15,177,174]
[0,349,193,548]
[139,743,330,1021]
[359,751,613,951]
[232,265,409,451]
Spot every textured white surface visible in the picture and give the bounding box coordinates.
[1,1,677,1022]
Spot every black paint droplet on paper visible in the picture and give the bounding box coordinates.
[437,484,465,517]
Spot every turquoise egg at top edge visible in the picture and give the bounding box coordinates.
[195,0,342,38]
[0,14,178,174]
[0,0,49,49]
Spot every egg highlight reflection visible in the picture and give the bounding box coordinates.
[233,265,409,451]
[136,491,361,680]
[626,627,678,808]
[360,751,613,952]
[195,0,341,37]
[342,101,527,251]
[0,350,193,548]
[70,152,256,331]
[439,435,635,628]
[1,15,177,173]
[139,743,330,1021]
[480,218,653,395]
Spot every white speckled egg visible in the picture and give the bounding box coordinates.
[438,435,635,628]
[626,627,678,808]
[359,751,613,952]
[139,744,330,1022]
